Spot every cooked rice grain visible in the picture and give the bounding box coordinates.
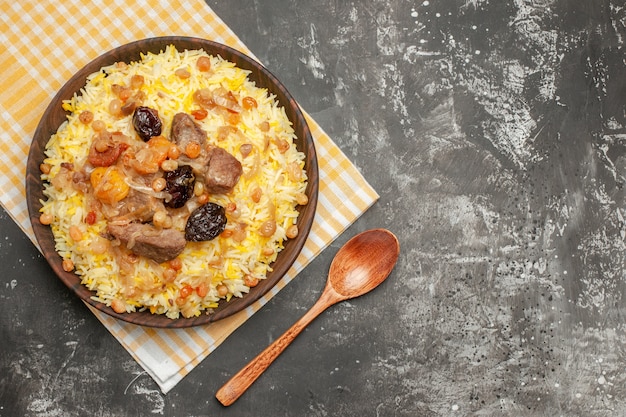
[40,46,307,319]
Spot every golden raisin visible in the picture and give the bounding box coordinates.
[184,141,202,159]
[39,163,51,174]
[244,274,259,287]
[250,186,262,203]
[62,258,74,272]
[79,111,94,124]
[196,56,211,72]
[242,96,258,110]
[196,282,208,297]
[175,68,191,79]
[130,74,144,89]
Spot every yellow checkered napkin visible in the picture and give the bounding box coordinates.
[0,0,378,392]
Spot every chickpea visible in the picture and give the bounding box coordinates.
[163,216,173,228]
[90,236,109,255]
[296,193,309,206]
[160,159,179,172]
[94,137,110,152]
[216,284,228,297]
[62,258,74,272]
[163,268,177,283]
[286,225,299,239]
[69,225,83,242]
[91,120,106,132]
[193,181,204,197]
[168,144,181,160]
[39,213,53,225]
[153,210,172,229]
[152,177,166,192]
[108,99,122,116]
[111,299,126,314]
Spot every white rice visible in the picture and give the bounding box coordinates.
[39,45,308,319]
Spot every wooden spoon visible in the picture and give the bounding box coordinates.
[216,228,400,406]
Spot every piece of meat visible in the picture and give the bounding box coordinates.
[112,189,166,223]
[205,146,243,194]
[107,222,186,263]
[170,112,242,194]
[170,112,211,167]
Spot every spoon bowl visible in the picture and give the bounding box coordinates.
[216,228,400,406]
[328,228,400,299]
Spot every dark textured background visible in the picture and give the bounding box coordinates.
[2,0,625,415]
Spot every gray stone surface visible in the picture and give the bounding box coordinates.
[1,0,625,415]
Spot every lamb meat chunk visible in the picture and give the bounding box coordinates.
[107,222,186,263]
[205,146,243,194]
[170,112,210,167]
[170,112,242,194]
[112,189,166,223]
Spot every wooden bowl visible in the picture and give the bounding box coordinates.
[25,36,318,328]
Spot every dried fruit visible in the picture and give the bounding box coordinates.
[164,165,195,208]
[90,166,130,205]
[132,106,162,141]
[185,202,227,242]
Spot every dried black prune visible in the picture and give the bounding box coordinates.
[164,165,195,208]
[132,106,162,141]
[185,202,227,242]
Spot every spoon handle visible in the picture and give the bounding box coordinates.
[216,286,341,406]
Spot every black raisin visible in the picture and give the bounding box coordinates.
[164,165,195,208]
[185,202,227,242]
[132,106,162,141]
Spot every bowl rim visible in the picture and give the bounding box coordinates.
[25,36,319,328]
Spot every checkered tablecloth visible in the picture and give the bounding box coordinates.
[0,0,378,392]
